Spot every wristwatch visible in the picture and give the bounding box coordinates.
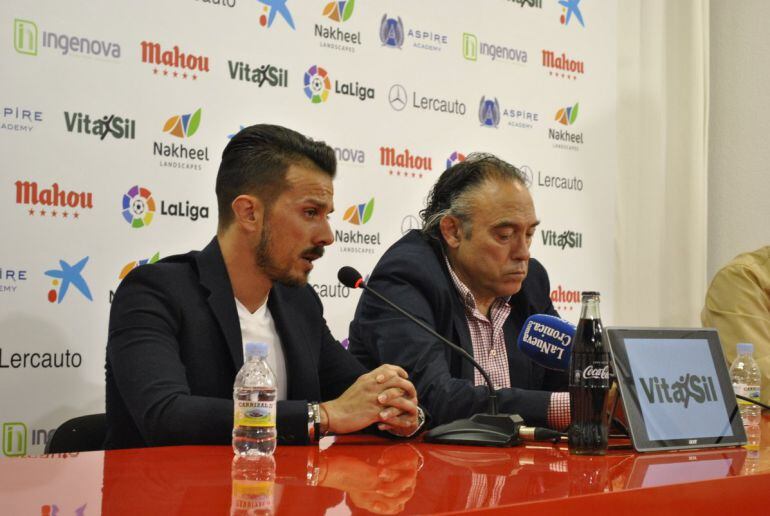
[307,402,322,442]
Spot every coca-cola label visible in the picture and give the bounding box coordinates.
[570,353,610,388]
[582,365,610,380]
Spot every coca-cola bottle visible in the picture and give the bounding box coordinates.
[568,291,611,455]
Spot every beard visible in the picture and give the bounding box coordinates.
[254,222,324,287]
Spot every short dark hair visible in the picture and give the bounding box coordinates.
[420,153,528,241]
[215,124,336,229]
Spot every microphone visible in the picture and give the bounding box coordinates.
[517,314,576,371]
[339,266,563,446]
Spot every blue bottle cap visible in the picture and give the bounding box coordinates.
[245,342,269,359]
[737,342,754,355]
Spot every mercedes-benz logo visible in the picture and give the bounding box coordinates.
[388,84,407,111]
[401,215,421,234]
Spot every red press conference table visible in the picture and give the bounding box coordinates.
[2,416,770,515]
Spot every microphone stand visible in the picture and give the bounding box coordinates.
[359,283,526,447]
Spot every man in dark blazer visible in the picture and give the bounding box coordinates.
[105,125,423,449]
[348,154,569,430]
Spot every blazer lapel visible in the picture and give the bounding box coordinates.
[450,296,475,382]
[196,237,243,370]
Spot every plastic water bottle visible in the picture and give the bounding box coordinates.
[729,342,761,427]
[230,455,275,516]
[233,342,277,456]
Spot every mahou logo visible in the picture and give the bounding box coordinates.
[541,49,584,80]
[550,285,580,313]
[140,41,210,80]
[379,147,433,179]
[15,180,93,220]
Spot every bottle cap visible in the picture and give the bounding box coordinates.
[245,342,269,359]
[737,342,754,355]
[581,291,600,298]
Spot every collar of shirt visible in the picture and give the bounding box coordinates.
[443,254,510,319]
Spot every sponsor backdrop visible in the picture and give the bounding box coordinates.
[0,0,616,458]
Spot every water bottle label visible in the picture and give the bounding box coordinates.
[232,480,274,511]
[235,400,276,427]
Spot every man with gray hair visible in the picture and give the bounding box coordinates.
[348,154,570,430]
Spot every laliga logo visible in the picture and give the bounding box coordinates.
[582,364,609,380]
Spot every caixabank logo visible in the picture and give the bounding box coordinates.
[0,266,27,294]
[551,285,581,313]
[13,18,122,59]
[379,14,448,52]
[45,257,93,304]
[379,147,433,179]
[15,180,93,220]
[303,65,374,103]
[462,33,527,66]
[548,102,584,151]
[522,164,584,192]
[2,106,43,133]
[63,111,136,141]
[541,49,584,80]
[121,185,210,227]
[315,0,361,53]
[153,109,210,171]
[478,96,539,130]
[387,84,466,117]
[258,0,296,30]
[559,0,585,28]
[336,198,380,254]
[109,252,160,303]
[140,41,210,80]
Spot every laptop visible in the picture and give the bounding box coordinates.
[605,327,747,452]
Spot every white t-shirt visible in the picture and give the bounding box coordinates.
[235,297,288,401]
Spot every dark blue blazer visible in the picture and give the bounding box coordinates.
[348,230,567,428]
[105,237,365,449]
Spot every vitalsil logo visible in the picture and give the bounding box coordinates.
[541,49,584,80]
[559,0,585,27]
[140,41,210,80]
[64,112,136,140]
[312,282,350,298]
[550,285,580,313]
[523,165,584,192]
[549,103,584,151]
[0,267,27,294]
[109,253,160,303]
[45,257,93,303]
[316,1,361,53]
[258,0,296,30]
[2,106,43,133]
[334,145,365,165]
[387,84,466,116]
[380,147,433,179]
[541,229,583,249]
[462,33,527,65]
[122,185,210,225]
[154,109,210,170]
[343,198,374,225]
[13,18,121,59]
[228,60,288,88]
[379,14,448,52]
[15,180,93,220]
[639,373,720,408]
[446,151,466,169]
[303,65,374,103]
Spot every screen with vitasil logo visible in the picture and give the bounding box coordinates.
[625,338,733,441]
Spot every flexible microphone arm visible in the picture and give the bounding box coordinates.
[356,282,499,416]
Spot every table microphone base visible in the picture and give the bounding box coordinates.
[424,413,524,447]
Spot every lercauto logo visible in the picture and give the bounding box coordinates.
[343,198,374,225]
[140,41,210,79]
[45,257,93,303]
[555,103,579,126]
[122,185,155,228]
[323,0,355,22]
[163,108,201,138]
[446,151,466,169]
[478,97,501,128]
[379,14,404,48]
[304,65,331,103]
[2,422,26,456]
[14,19,37,55]
[15,180,93,220]
[258,0,296,30]
[559,0,585,27]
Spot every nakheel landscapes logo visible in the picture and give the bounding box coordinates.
[343,198,374,225]
[154,108,210,170]
[109,253,160,303]
[337,198,380,254]
[13,18,121,59]
[315,0,361,53]
[549,102,583,151]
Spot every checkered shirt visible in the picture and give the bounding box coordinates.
[444,257,571,431]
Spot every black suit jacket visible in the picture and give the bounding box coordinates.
[348,231,567,428]
[105,237,366,449]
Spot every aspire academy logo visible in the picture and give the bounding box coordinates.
[15,180,93,220]
[480,96,539,130]
[379,14,448,52]
[0,266,27,294]
[343,198,374,225]
[3,106,43,133]
[45,257,93,303]
[140,41,210,80]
